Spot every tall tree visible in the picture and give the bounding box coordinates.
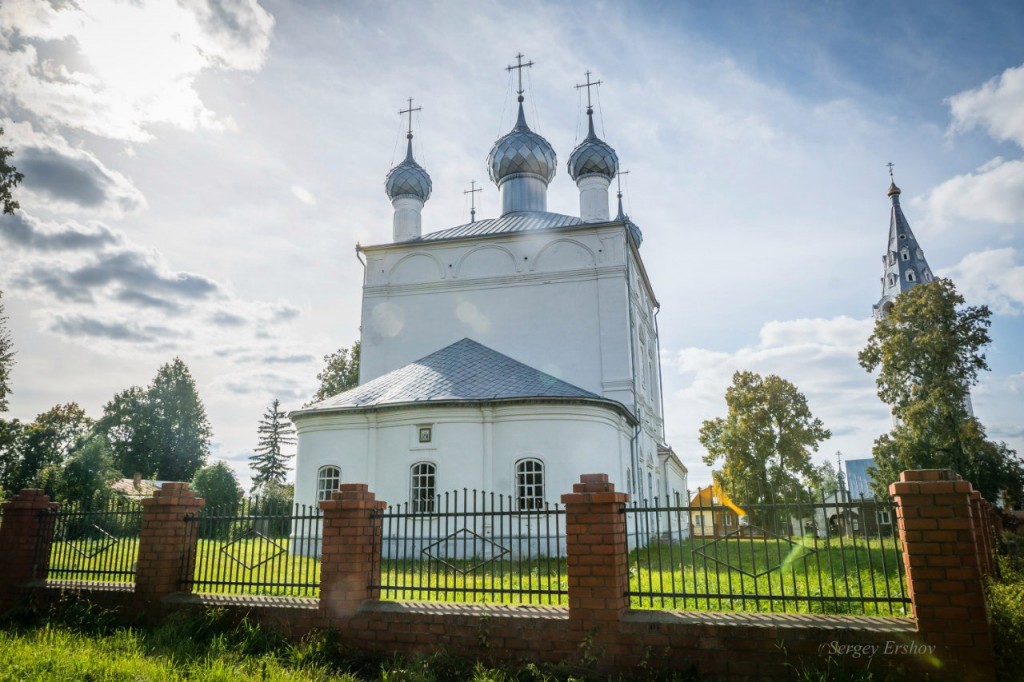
[98,358,212,481]
[12,403,92,492]
[97,386,159,477]
[309,341,360,405]
[859,278,1024,502]
[0,417,23,501]
[249,398,296,492]
[699,371,831,506]
[0,290,13,412]
[148,357,212,480]
[0,128,24,215]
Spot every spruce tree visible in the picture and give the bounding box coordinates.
[249,399,296,492]
[0,290,13,412]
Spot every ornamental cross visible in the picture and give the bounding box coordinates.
[575,70,602,109]
[886,161,895,181]
[616,168,630,197]
[506,53,534,96]
[399,97,422,136]
[464,180,482,223]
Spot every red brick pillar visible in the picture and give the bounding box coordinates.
[561,473,630,633]
[0,489,59,611]
[136,483,204,604]
[890,469,995,680]
[969,491,993,577]
[319,483,386,618]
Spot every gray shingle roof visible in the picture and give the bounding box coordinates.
[299,338,608,412]
[416,211,584,242]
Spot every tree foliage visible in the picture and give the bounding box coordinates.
[0,128,24,215]
[192,461,243,511]
[97,357,212,481]
[0,289,14,412]
[0,417,23,501]
[249,399,296,492]
[48,435,120,508]
[308,341,360,405]
[859,278,1024,503]
[699,371,831,505]
[12,403,92,492]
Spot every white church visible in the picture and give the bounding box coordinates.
[290,59,687,517]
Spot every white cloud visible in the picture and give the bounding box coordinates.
[0,0,273,141]
[917,157,1024,228]
[948,62,1024,148]
[291,185,316,206]
[940,247,1024,316]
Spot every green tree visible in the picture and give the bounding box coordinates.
[249,399,295,492]
[148,357,212,480]
[1,128,24,215]
[51,435,119,508]
[97,386,158,477]
[0,290,13,412]
[98,358,212,481]
[10,403,92,492]
[859,278,1024,503]
[192,461,243,511]
[0,417,24,501]
[811,460,843,500]
[699,371,831,507]
[308,341,360,404]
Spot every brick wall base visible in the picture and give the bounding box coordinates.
[17,586,958,681]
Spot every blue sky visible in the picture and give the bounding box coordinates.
[2,0,1022,491]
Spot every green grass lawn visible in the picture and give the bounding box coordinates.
[46,533,908,616]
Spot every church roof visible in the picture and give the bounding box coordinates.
[873,180,934,317]
[416,210,584,242]
[296,338,632,419]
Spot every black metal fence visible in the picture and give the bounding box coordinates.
[625,488,910,616]
[371,489,567,605]
[181,496,322,597]
[45,499,143,584]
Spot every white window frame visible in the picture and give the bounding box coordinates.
[516,458,544,511]
[878,509,892,525]
[410,461,436,513]
[317,465,341,502]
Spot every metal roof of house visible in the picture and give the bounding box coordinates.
[296,338,626,415]
[415,210,584,242]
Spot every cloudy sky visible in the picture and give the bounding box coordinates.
[2,0,1023,491]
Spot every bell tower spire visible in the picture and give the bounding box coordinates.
[385,98,432,242]
[872,166,934,320]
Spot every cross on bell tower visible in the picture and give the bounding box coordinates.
[506,53,534,102]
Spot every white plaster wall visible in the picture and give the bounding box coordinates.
[292,403,633,511]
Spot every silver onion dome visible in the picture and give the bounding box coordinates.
[568,110,618,181]
[487,101,557,186]
[385,137,432,201]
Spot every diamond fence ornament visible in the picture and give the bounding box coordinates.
[67,523,119,559]
[692,524,817,579]
[221,526,287,571]
[422,528,511,575]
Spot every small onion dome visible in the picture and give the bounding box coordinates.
[487,100,557,186]
[385,137,432,202]
[568,110,618,181]
[887,181,901,198]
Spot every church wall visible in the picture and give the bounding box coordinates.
[292,403,633,513]
[358,227,636,406]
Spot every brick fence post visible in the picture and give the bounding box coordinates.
[136,483,204,605]
[969,492,993,578]
[0,489,59,612]
[890,469,995,680]
[561,473,630,636]
[319,483,386,618]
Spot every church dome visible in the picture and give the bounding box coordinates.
[487,102,557,186]
[385,138,432,202]
[568,114,618,181]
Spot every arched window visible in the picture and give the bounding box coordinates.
[317,466,341,502]
[626,468,632,496]
[901,249,910,261]
[410,462,436,512]
[906,269,916,282]
[516,458,544,511]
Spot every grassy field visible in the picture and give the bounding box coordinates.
[46,533,908,615]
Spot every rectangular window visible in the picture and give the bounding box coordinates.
[877,510,892,525]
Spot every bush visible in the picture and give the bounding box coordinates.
[990,548,1024,682]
